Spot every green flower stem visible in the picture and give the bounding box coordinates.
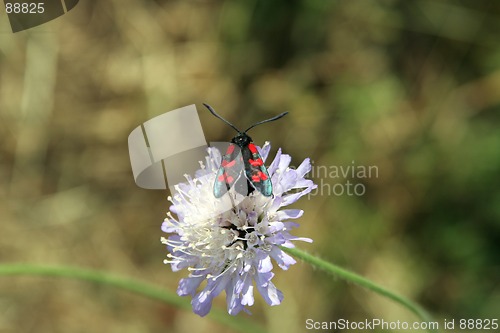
[281,247,437,331]
[0,264,266,333]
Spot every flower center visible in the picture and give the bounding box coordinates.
[223,223,256,250]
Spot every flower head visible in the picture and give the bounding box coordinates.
[161,142,316,316]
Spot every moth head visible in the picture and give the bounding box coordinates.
[231,133,252,147]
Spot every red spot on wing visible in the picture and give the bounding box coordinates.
[249,158,263,167]
[248,143,258,154]
[258,171,268,180]
[251,174,261,182]
[221,159,236,168]
[251,171,268,182]
[218,173,234,183]
[226,145,235,155]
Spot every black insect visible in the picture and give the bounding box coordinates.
[203,103,288,198]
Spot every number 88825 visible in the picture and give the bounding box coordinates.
[5,2,45,14]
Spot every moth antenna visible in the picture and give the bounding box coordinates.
[203,103,241,133]
[244,112,288,133]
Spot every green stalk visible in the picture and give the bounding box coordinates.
[281,247,437,331]
[0,264,266,333]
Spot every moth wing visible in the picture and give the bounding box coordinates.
[213,144,244,198]
[249,164,272,196]
[243,143,273,197]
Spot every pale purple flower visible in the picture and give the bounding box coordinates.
[161,142,316,316]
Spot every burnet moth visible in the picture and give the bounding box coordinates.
[203,103,288,198]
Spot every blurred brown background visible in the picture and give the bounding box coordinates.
[0,1,499,332]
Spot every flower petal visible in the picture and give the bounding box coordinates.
[177,276,205,296]
[192,275,230,316]
[226,278,246,315]
[296,158,312,178]
[257,254,273,273]
[278,154,292,173]
[267,148,282,175]
[242,284,254,306]
[256,273,283,306]
[270,246,296,270]
[258,142,271,162]
[277,209,304,220]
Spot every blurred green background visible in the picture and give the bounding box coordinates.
[0,0,499,332]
